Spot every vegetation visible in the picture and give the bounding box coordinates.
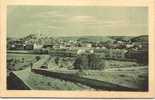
[73,54,105,70]
[79,66,148,90]
[7,53,45,72]
[55,57,59,65]
[7,34,148,90]
[35,56,41,61]
[131,35,148,42]
[110,36,133,42]
[13,68,94,90]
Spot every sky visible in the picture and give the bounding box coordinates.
[7,6,148,38]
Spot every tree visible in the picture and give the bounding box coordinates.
[73,54,89,70]
[35,56,41,61]
[96,60,105,70]
[30,62,33,71]
[21,58,24,63]
[55,57,59,65]
[88,54,97,69]
[73,53,105,70]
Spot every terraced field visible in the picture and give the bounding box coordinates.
[73,60,148,90]
[7,53,46,72]
[12,68,94,90]
[7,53,148,91]
[80,68,147,90]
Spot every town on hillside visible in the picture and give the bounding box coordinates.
[7,34,148,63]
[7,34,148,91]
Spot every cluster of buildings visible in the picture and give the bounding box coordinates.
[7,40,33,50]
[7,35,148,64]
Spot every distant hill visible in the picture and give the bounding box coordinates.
[9,34,148,43]
[130,35,148,42]
[58,36,115,42]
[109,36,134,42]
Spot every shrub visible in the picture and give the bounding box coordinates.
[35,56,41,61]
[55,57,59,65]
[73,54,88,70]
[73,54,105,70]
[119,74,126,77]
[21,58,25,63]
[40,65,48,69]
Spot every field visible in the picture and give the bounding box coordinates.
[79,68,147,90]
[13,68,94,90]
[7,53,44,71]
[77,60,148,90]
[7,53,148,90]
[7,53,94,90]
[45,58,148,90]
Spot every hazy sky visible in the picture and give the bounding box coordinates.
[7,6,148,38]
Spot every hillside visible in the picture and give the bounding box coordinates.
[130,35,148,42]
[57,36,115,42]
[109,36,134,42]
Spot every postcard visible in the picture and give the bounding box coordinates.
[0,0,155,98]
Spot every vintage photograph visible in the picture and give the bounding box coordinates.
[7,6,148,91]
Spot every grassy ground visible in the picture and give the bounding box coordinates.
[45,57,148,90]
[79,68,147,90]
[7,53,148,90]
[14,68,94,90]
[7,53,94,90]
[73,60,148,90]
[7,53,33,71]
[7,53,45,71]
[42,56,148,90]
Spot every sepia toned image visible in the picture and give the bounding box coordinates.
[6,6,149,91]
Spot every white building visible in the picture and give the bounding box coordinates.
[86,43,92,48]
[33,43,43,49]
[77,49,94,55]
[77,49,86,55]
